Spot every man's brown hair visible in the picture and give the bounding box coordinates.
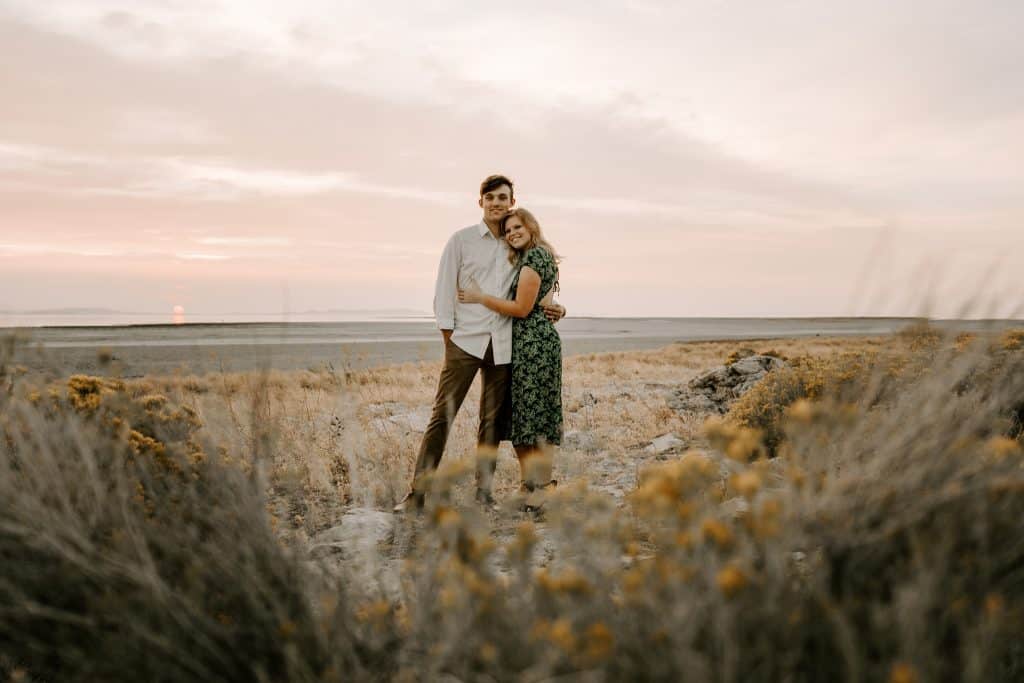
[479,174,514,199]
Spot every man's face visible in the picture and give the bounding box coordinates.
[479,184,514,221]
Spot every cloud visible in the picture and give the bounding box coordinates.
[1,2,1022,316]
[102,158,461,203]
[174,252,231,261]
[308,240,437,261]
[0,142,95,170]
[149,158,353,198]
[195,236,292,247]
[111,109,221,145]
[4,3,1020,213]
[529,189,884,234]
[6,1,1021,174]
[0,242,120,257]
[0,143,461,202]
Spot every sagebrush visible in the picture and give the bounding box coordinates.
[2,329,1023,681]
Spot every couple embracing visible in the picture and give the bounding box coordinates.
[394,174,565,512]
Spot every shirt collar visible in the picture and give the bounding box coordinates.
[478,222,511,254]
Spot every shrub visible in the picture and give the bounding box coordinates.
[2,334,1024,681]
[1000,328,1024,351]
[896,319,944,351]
[725,347,787,364]
[726,352,875,454]
[1,370,394,681]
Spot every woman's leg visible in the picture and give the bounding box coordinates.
[514,443,555,491]
[514,444,537,490]
[515,443,557,513]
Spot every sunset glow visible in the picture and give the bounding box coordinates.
[1,1,1022,318]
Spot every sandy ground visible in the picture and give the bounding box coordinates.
[108,334,900,530]
[27,329,1018,596]
[288,334,897,593]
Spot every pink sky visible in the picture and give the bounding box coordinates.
[2,1,1022,318]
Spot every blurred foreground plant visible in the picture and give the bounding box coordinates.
[2,330,1023,681]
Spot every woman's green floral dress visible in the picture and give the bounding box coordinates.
[509,246,562,447]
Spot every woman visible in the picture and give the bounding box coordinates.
[458,208,562,505]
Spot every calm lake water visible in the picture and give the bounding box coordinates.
[3,317,1020,376]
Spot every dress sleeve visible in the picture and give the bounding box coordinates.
[522,247,550,276]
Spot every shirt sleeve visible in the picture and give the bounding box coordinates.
[433,233,460,330]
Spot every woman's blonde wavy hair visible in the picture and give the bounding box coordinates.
[500,207,562,267]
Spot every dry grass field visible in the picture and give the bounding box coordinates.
[93,335,899,526]
[2,328,1023,681]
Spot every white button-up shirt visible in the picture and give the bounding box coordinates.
[433,221,515,365]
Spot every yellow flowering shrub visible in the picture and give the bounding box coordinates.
[726,352,874,453]
[896,320,943,351]
[1000,328,1024,351]
[4,331,1024,682]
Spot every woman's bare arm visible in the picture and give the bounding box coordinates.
[459,267,541,319]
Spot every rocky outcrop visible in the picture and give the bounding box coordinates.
[563,429,599,453]
[307,507,402,599]
[644,433,685,455]
[309,508,395,560]
[669,350,787,414]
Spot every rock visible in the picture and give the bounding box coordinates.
[645,433,685,455]
[720,496,750,518]
[365,401,402,416]
[309,508,394,560]
[669,393,718,412]
[308,508,404,600]
[563,429,598,452]
[730,356,768,375]
[668,354,788,415]
[370,409,432,434]
[388,410,431,433]
[689,366,730,390]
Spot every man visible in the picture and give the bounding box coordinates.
[394,174,564,511]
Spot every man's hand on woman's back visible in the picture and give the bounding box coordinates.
[543,304,566,323]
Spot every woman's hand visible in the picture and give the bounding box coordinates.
[457,279,484,304]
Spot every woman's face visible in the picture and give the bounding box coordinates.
[504,215,531,251]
